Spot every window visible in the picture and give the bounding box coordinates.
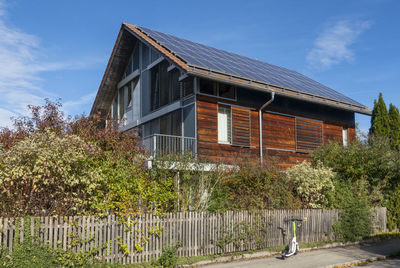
[141,44,150,69]
[199,78,236,99]
[219,83,235,99]
[295,117,323,152]
[124,43,139,78]
[199,79,216,95]
[170,69,181,101]
[118,87,124,120]
[182,77,194,97]
[218,105,232,144]
[343,127,348,146]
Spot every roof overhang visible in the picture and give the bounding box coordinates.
[91,23,371,117]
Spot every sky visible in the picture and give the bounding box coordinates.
[0,0,399,134]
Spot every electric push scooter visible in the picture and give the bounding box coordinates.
[280,217,304,259]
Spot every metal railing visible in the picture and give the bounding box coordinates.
[142,134,197,158]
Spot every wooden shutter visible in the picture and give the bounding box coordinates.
[296,117,323,152]
[232,106,251,147]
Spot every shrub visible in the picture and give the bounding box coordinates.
[285,161,335,208]
[0,130,104,216]
[333,180,372,242]
[208,157,301,211]
[151,243,180,267]
[386,184,400,230]
[312,137,399,206]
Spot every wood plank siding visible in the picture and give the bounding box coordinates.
[196,96,355,167]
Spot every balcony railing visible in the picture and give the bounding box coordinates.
[142,134,197,158]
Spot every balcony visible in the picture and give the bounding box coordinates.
[142,134,197,158]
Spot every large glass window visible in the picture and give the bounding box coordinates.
[183,104,195,138]
[218,105,232,144]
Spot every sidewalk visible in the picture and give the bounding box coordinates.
[201,239,400,268]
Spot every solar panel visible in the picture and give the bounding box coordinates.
[137,26,363,107]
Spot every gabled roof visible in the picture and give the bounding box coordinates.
[91,23,371,116]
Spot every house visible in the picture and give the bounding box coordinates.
[91,23,371,167]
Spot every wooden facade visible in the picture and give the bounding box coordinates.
[196,95,355,167]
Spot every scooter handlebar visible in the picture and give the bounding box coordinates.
[284,217,303,222]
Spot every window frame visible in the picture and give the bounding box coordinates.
[342,127,348,146]
[218,104,232,144]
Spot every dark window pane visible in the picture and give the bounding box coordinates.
[141,70,151,116]
[151,48,160,62]
[125,57,132,77]
[170,69,181,102]
[112,95,118,120]
[118,87,124,120]
[127,82,132,108]
[219,83,236,99]
[132,44,139,71]
[141,44,149,69]
[151,66,160,111]
[199,78,216,95]
[171,109,182,136]
[183,77,194,97]
[159,61,170,107]
[183,104,195,137]
[160,113,171,135]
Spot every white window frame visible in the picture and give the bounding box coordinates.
[218,105,232,144]
[342,127,348,146]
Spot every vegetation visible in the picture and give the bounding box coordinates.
[370,93,390,137]
[1,93,400,262]
[285,161,335,208]
[151,243,180,268]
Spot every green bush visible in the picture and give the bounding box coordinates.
[333,181,372,242]
[285,161,335,208]
[208,157,301,211]
[151,243,180,267]
[386,184,400,230]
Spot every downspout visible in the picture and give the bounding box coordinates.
[259,91,275,165]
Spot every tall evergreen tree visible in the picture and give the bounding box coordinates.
[389,103,400,150]
[369,93,390,137]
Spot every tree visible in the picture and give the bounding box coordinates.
[369,93,390,137]
[389,103,400,150]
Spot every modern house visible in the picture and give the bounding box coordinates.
[91,23,371,167]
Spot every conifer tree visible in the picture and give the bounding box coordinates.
[369,93,390,137]
[389,103,400,150]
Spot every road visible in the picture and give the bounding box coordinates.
[204,239,400,268]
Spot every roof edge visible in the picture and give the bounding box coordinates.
[90,24,125,116]
[187,67,371,115]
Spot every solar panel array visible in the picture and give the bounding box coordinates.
[137,26,364,107]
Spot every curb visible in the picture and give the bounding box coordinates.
[323,256,389,268]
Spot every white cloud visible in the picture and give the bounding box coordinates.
[63,91,97,116]
[0,3,100,128]
[307,19,371,70]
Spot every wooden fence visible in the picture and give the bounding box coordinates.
[0,208,387,264]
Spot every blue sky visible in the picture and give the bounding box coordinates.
[0,0,399,134]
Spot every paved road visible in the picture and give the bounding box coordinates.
[363,259,400,267]
[205,239,400,268]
